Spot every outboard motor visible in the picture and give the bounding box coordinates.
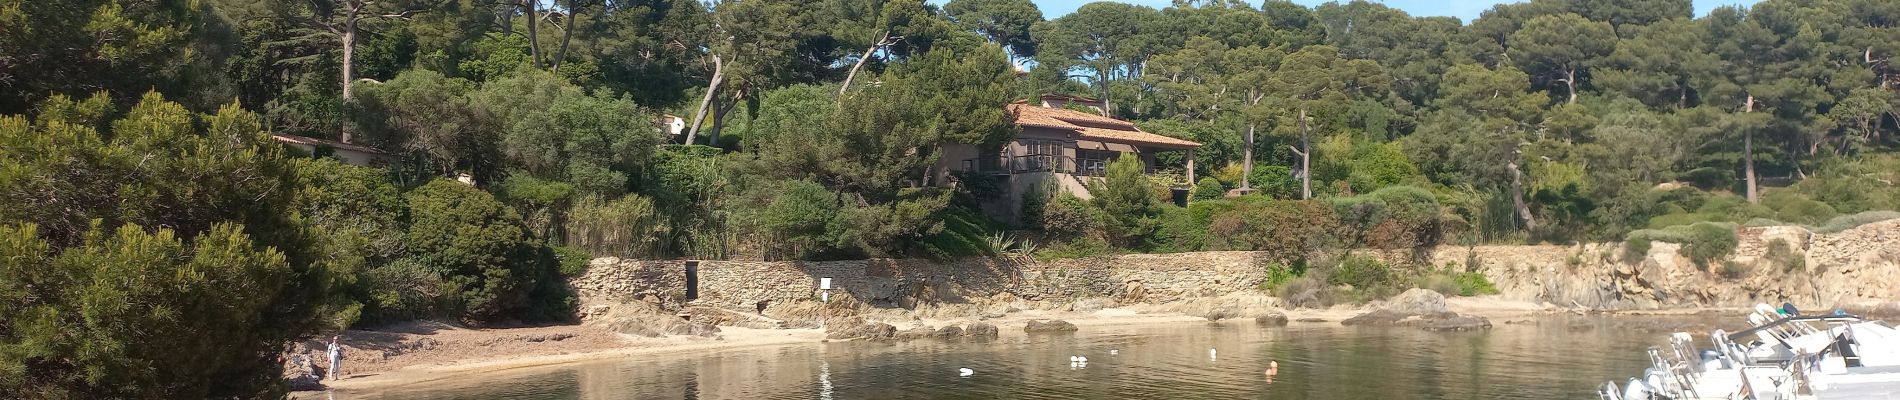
[1600,381,1625,400]
[1700,348,1729,370]
[1623,377,1661,399]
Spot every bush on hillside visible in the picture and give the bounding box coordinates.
[1324,253,1396,290]
[403,179,563,323]
[1092,156,1161,247]
[1625,221,1738,270]
[1811,211,1900,234]
[1041,193,1098,242]
[1150,205,1206,252]
[1328,186,1445,250]
[1203,199,1337,261]
[1191,177,1226,201]
[0,93,331,398]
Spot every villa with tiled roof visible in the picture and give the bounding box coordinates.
[934,94,1202,223]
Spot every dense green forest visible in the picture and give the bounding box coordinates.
[3,0,1900,396]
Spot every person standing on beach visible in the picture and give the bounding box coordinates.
[327,335,344,381]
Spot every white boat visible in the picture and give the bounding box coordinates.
[1601,304,1900,399]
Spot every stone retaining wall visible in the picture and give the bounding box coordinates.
[573,252,1278,313]
[573,219,1900,313]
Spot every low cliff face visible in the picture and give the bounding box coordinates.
[1448,219,1900,309]
[571,220,1900,315]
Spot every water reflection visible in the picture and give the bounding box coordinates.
[334,316,1680,400]
[819,361,832,400]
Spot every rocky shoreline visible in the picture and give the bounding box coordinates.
[286,220,1900,394]
[286,287,1729,396]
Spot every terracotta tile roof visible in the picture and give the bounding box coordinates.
[272,134,389,155]
[1007,103,1200,149]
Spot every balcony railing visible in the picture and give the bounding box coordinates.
[960,155,1115,177]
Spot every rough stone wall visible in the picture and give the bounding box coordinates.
[573,220,1900,313]
[573,252,1275,314]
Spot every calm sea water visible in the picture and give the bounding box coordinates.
[330,316,1678,399]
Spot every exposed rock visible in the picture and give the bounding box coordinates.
[1070,297,1116,312]
[1340,309,1410,326]
[1295,318,1328,322]
[1023,319,1078,333]
[1417,312,1492,331]
[934,325,965,337]
[664,321,721,337]
[963,322,999,338]
[281,343,323,391]
[1342,309,1491,331]
[1254,313,1288,326]
[827,322,897,340]
[1382,288,1448,315]
[894,326,936,341]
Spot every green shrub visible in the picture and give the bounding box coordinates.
[1325,253,1394,289]
[1019,181,1053,229]
[0,94,334,398]
[1034,237,1119,260]
[1811,211,1900,234]
[1763,191,1838,225]
[1191,177,1226,201]
[1328,185,1445,250]
[1150,205,1205,252]
[554,246,593,277]
[1275,275,1328,308]
[1041,193,1098,241]
[565,194,669,259]
[1717,260,1750,280]
[1626,221,1738,270]
[1420,274,1461,296]
[403,179,558,323]
[1257,263,1303,291]
[1764,238,1806,273]
[1092,156,1162,247]
[1416,269,1498,296]
[1453,272,1500,296]
[1204,199,1337,261]
[1622,237,1652,263]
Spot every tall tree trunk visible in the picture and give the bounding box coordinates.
[550,0,580,72]
[1563,68,1578,104]
[838,31,890,97]
[1507,146,1537,231]
[708,91,739,146]
[1240,123,1254,190]
[1677,78,1689,109]
[340,7,359,103]
[685,54,724,145]
[338,5,360,144]
[525,0,543,68]
[1099,69,1112,117]
[1299,108,1312,200]
[1744,93,1759,204]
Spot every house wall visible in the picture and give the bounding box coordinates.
[932,142,981,184]
[335,149,393,167]
[284,143,391,167]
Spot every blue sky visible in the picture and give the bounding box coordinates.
[1028,0,1765,23]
